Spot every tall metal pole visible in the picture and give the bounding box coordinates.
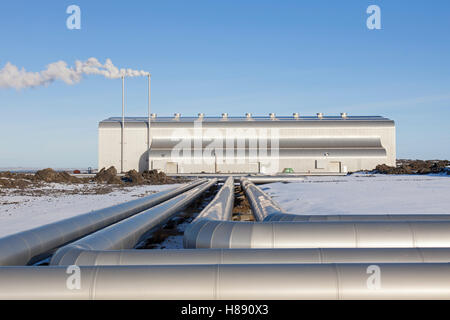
[147,74,151,170]
[121,75,125,173]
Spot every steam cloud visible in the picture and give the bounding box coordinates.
[0,58,150,90]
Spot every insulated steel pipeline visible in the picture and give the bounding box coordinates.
[185,220,450,249]
[185,179,450,249]
[50,179,217,265]
[192,177,234,222]
[240,178,285,221]
[53,248,450,266]
[264,213,450,222]
[2,263,450,299]
[183,177,234,248]
[0,179,205,266]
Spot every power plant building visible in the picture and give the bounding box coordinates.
[98,114,396,174]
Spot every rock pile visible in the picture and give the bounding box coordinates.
[35,168,81,183]
[374,160,450,175]
[94,167,122,184]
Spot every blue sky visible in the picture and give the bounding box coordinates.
[0,0,449,168]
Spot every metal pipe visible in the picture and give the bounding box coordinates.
[240,178,285,221]
[147,74,151,170]
[184,177,234,248]
[186,179,450,248]
[50,179,217,265]
[193,176,234,222]
[121,75,125,173]
[185,220,450,249]
[53,248,450,266]
[0,180,204,266]
[2,263,450,299]
[265,213,450,222]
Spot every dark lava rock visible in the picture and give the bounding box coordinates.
[124,170,144,185]
[94,166,120,184]
[35,168,80,183]
[375,160,450,175]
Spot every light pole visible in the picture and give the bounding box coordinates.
[147,74,151,170]
[121,75,125,173]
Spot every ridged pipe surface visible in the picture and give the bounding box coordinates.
[0,180,204,266]
[183,177,234,248]
[265,213,450,222]
[50,179,217,265]
[53,248,450,266]
[1,263,450,299]
[185,220,450,249]
[240,178,285,221]
[193,176,234,222]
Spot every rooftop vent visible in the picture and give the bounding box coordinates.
[341,112,348,119]
[293,112,300,119]
[173,113,181,120]
[317,113,324,119]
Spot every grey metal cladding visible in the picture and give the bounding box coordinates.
[151,148,387,158]
[50,248,450,266]
[2,263,450,299]
[148,137,383,149]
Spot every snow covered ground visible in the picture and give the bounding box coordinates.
[264,174,450,214]
[145,174,450,249]
[1,174,449,243]
[0,183,181,237]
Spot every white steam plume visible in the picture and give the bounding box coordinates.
[0,58,150,90]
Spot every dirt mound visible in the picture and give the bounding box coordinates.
[142,169,176,184]
[0,177,30,189]
[1,166,187,191]
[0,171,34,180]
[35,168,81,183]
[94,167,122,184]
[375,160,450,175]
[93,167,184,185]
[0,171,15,179]
[1,168,80,189]
[124,170,144,185]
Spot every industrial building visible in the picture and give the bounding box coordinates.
[98,113,396,174]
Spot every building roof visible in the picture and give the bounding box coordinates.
[100,115,392,123]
